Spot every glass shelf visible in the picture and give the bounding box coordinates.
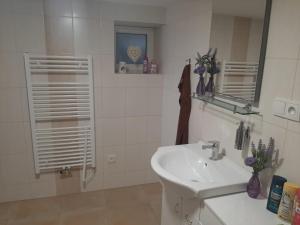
[192,93,260,115]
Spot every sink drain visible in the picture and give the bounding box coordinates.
[190,179,200,183]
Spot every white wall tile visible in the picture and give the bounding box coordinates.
[103,145,125,174]
[126,88,147,116]
[0,122,28,155]
[266,0,300,59]
[100,19,114,55]
[288,59,300,133]
[124,144,147,172]
[0,153,30,185]
[0,54,25,88]
[14,14,46,53]
[45,16,74,55]
[0,14,16,53]
[259,59,297,128]
[126,117,147,145]
[72,0,100,19]
[44,0,72,17]
[98,118,126,147]
[147,88,162,115]
[12,0,44,15]
[101,88,126,118]
[73,18,101,54]
[279,131,300,184]
[147,116,161,143]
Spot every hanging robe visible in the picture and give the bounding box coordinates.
[175,64,191,145]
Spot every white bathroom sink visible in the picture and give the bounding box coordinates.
[151,141,251,198]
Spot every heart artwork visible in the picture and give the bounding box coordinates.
[127,46,142,63]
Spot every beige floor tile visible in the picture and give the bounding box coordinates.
[59,190,106,213]
[61,209,108,225]
[108,204,158,225]
[104,186,145,207]
[7,217,60,225]
[0,203,13,221]
[11,197,61,220]
[0,184,162,225]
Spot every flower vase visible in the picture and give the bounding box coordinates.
[196,74,206,96]
[205,75,215,97]
[247,172,261,198]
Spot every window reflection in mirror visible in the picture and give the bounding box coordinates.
[210,0,272,106]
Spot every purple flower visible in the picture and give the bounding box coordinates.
[245,157,257,167]
[194,65,206,75]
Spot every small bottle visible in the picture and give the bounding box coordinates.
[143,56,148,74]
[278,182,300,222]
[266,175,287,214]
[292,189,300,225]
[150,60,158,74]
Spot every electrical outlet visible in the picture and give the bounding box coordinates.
[107,154,117,164]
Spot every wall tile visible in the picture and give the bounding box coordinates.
[0,14,16,53]
[124,144,147,172]
[279,131,300,184]
[147,88,162,115]
[103,145,125,174]
[73,18,101,54]
[12,0,44,15]
[288,59,300,133]
[266,0,300,59]
[98,118,125,147]
[147,116,161,143]
[0,122,28,155]
[0,54,25,88]
[0,0,12,15]
[100,19,114,54]
[126,88,147,116]
[45,16,74,55]
[72,0,100,19]
[103,171,126,189]
[259,58,297,128]
[100,87,126,118]
[44,0,72,17]
[14,14,46,53]
[0,88,25,122]
[92,54,102,87]
[0,153,30,185]
[126,117,147,145]
[124,171,147,186]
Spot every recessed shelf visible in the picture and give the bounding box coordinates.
[192,93,260,115]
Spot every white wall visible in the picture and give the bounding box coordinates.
[160,0,212,146]
[0,0,165,202]
[161,0,300,185]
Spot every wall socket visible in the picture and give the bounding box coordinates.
[107,154,117,164]
[272,98,300,122]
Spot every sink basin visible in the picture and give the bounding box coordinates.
[151,141,251,198]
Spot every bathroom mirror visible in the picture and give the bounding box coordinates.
[210,0,272,107]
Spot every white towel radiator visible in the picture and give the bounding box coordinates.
[218,61,259,102]
[24,54,96,181]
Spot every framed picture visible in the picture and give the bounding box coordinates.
[115,26,154,74]
[116,32,147,64]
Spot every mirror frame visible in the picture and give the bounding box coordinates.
[215,0,273,107]
[253,0,272,106]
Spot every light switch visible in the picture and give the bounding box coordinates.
[272,99,286,116]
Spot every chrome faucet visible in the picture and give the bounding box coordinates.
[202,141,220,160]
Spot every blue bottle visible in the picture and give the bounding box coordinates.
[266,175,287,213]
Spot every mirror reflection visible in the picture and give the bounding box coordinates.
[210,0,269,105]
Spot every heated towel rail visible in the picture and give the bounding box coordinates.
[218,61,259,102]
[24,54,96,177]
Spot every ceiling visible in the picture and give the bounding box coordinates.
[102,0,266,19]
[212,0,266,19]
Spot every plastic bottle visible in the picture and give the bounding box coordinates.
[143,56,148,74]
[292,189,300,225]
[278,182,300,222]
[266,175,287,214]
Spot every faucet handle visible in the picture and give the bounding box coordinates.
[208,140,220,148]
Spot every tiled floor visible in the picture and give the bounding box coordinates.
[0,183,162,225]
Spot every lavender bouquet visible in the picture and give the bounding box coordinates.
[244,138,275,198]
